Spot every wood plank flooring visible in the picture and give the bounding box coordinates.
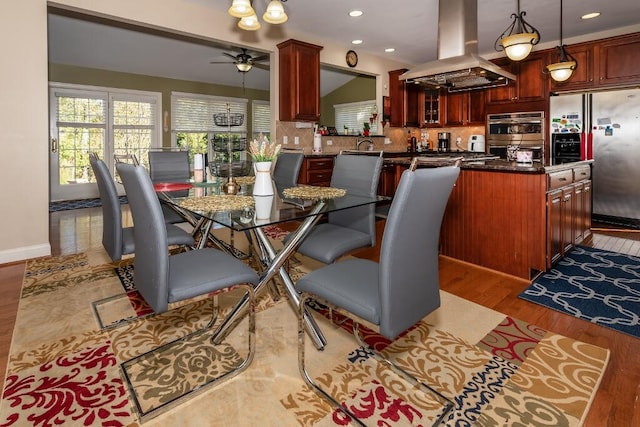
[0,210,638,426]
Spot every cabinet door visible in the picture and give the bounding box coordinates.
[573,182,585,244]
[596,34,640,87]
[582,180,592,241]
[486,58,516,104]
[517,52,548,102]
[445,92,465,126]
[467,90,486,125]
[388,69,407,128]
[562,186,575,255]
[547,189,563,266]
[550,43,595,91]
[377,163,397,197]
[278,40,322,122]
[422,89,442,127]
[405,82,421,127]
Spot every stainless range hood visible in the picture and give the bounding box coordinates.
[400,0,515,92]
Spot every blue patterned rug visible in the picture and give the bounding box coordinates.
[519,246,640,338]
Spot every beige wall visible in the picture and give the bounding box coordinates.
[0,0,50,262]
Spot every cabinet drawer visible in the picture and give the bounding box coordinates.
[307,171,331,185]
[573,165,591,181]
[548,170,574,190]
[306,157,334,170]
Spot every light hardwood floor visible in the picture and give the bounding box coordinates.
[0,208,638,426]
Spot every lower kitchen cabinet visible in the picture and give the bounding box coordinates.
[298,156,334,187]
[546,166,592,268]
[377,162,397,197]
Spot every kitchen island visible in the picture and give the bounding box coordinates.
[382,157,593,280]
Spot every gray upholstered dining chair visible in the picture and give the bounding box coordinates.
[272,150,304,189]
[289,152,383,264]
[148,150,192,224]
[89,153,195,262]
[296,164,460,426]
[115,161,260,420]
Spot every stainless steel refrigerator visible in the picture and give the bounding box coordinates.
[550,88,640,226]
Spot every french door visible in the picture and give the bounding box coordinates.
[49,84,161,201]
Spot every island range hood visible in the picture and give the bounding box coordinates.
[400,0,515,92]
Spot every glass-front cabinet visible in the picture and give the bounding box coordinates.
[422,88,442,127]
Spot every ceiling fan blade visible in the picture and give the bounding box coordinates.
[250,54,269,63]
[223,52,238,61]
[209,61,234,64]
[252,63,270,71]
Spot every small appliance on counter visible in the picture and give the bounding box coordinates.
[437,132,450,152]
[468,135,485,152]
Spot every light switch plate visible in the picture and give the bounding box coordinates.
[326,140,333,145]
[294,136,300,145]
[283,135,288,145]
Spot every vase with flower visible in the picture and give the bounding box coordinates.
[248,135,281,196]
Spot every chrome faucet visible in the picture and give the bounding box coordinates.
[356,137,373,151]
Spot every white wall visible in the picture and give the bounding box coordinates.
[0,0,409,263]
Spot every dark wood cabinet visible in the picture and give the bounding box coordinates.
[422,88,442,127]
[298,156,334,187]
[377,162,397,197]
[596,33,640,87]
[547,188,564,265]
[444,91,486,127]
[278,39,322,122]
[388,69,420,127]
[486,52,547,110]
[551,33,640,92]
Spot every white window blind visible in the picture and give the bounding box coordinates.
[172,92,248,133]
[334,100,378,134]
[252,100,271,138]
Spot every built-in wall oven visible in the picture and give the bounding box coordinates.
[487,111,545,161]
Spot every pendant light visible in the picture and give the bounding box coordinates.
[546,0,577,82]
[229,0,288,31]
[495,0,540,61]
[228,0,255,18]
[263,1,288,24]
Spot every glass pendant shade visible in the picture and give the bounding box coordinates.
[547,61,576,82]
[263,0,288,24]
[236,62,253,72]
[501,32,538,61]
[228,0,254,18]
[238,13,261,31]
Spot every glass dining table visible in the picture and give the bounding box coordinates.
[157,178,388,350]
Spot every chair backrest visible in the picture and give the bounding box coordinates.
[378,166,459,338]
[148,150,190,183]
[328,154,383,246]
[273,152,304,189]
[116,162,170,313]
[89,152,123,261]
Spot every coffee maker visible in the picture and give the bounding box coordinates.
[437,132,450,152]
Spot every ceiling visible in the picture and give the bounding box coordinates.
[48,0,640,94]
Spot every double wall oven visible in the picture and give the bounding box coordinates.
[486,112,545,161]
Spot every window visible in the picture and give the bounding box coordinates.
[252,100,271,140]
[111,94,158,170]
[334,100,378,134]
[172,92,248,163]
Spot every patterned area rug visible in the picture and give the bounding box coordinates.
[519,246,640,338]
[1,242,609,426]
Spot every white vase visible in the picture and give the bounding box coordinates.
[254,195,274,224]
[253,161,274,196]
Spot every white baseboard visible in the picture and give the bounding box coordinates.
[0,244,51,265]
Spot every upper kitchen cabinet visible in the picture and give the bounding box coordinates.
[422,88,443,127]
[278,39,323,122]
[551,33,640,92]
[388,69,421,127]
[486,52,548,111]
[444,90,486,127]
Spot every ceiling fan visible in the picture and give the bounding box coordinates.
[210,48,269,73]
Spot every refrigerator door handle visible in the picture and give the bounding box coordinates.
[587,132,593,160]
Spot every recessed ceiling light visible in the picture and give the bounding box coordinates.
[349,10,363,17]
[581,12,601,20]
[352,39,363,45]
[384,48,395,53]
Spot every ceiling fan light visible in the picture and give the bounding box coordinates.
[547,60,576,82]
[228,0,254,18]
[263,0,288,24]
[238,13,261,31]
[236,62,253,72]
[501,32,537,61]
